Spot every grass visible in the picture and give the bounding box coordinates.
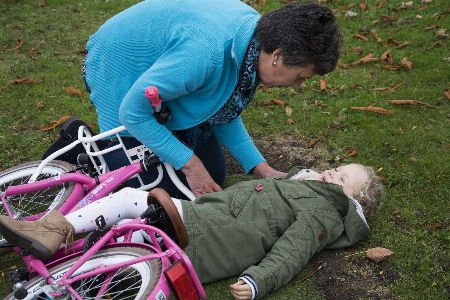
[1,0,450,299]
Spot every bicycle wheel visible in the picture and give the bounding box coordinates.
[0,160,75,240]
[5,246,162,300]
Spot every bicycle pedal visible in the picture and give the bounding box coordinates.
[10,268,30,284]
[83,229,109,254]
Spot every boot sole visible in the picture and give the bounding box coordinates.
[0,221,53,261]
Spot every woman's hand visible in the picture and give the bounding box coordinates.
[230,280,252,300]
[181,154,222,197]
[252,162,287,179]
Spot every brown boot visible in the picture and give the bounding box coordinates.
[0,211,74,261]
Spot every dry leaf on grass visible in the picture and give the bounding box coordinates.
[350,106,395,115]
[380,50,393,64]
[443,89,450,101]
[341,148,357,159]
[371,31,383,43]
[37,116,74,132]
[38,0,48,7]
[4,38,23,51]
[381,64,405,71]
[285,106,293,117]
[427,40,445,50]
[395,41,412,49]
[62,86,83,97]
[352,33,369,42]
[401,57,413,70]
[11,78,43,85]
[308,138,323,148]
[319,78,327,91]
[424,24,439,31]
[254,99,287,106]
[367,247,394,262]
[388,100,433,108]
[314,100,326,107]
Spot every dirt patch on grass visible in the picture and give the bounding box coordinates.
[225,133,333,176]
[225,135,398,300]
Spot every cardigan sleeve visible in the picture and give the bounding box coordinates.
[211,116,265,174]
[241,207,345,299]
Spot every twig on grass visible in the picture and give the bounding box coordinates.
[295,263,324,284]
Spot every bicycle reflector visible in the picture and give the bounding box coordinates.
[164,260,199,300]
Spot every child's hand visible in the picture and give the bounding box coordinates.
[230,280,252,300]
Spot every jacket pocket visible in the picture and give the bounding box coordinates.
[280,184,319,211]
[230,185,256,219]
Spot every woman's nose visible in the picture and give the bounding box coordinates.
[293,78,305,89]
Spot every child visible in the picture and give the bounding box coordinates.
[0,164,382,300]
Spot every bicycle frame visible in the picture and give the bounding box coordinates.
[19,219,206,299]
[1,125,205,299]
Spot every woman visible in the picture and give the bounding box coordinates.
[83,0,342,198]
[0,164,382,299]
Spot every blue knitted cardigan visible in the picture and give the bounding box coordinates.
[85,0,264,173]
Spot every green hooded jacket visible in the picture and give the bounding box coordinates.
[181,167,370,299]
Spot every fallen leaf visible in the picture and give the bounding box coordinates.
[367,247,394,263]
[341,148,357,159]
[319,78,327,91]
[350,106,395,115]
[384,38,401,47]
[401,57,413,70]
[381,64,404,71]
[356,53,380,64]
[359,0,368,11]
[4,38,23,51]
[371,31,383,43]
[388,100,433,108]
[337,61,352,68]
[285,106,293,117]
[425,223,442,230]
[380,50,393,64]
[62,86,83,97]
[36,116,74,132]
[352,33,369,42]
[38,0,48,7]
[255,99,287,106]
[37,100,45,108]
[443,89,450,101]
[11,78,43,85]
[424,24,439,31]
[395,41,412,49]
[314,100,326,107]
[380,15,395,27]
[308,138,323,148]
[426,40,445,50]
[435,29,449,38]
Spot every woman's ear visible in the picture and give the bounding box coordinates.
[271,48,282,64]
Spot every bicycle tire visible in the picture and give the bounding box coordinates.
[5,246,162,300]
[0,160,75,241]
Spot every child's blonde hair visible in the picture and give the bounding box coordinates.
[351,165,383,218]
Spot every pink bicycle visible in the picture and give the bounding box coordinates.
[0,125,205,300]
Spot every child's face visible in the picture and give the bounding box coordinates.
[318,164,368,197]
